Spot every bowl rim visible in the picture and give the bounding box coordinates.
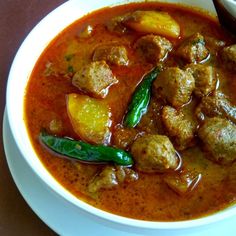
[6,0,236,230]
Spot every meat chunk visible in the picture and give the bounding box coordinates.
[72,61,117,98]
[115,166,139,183]
[131,134,179,173]
[93,45,129,66]
[88,166,138,193]
[162,106,197,150]
[176,33,209,63]
[113,126,140,150]
[88,166,118,193]
[164,169,202,195]
[196,91,236,123]
[134,35,172,63]
[185,64,216,98]
[153,67,195,108]
[221,44,236,71]
[137,100,164,134]
[106,15,129,34]
[198,117,236,165]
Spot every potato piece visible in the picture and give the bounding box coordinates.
[67,93,111,144]
[124,11,180,38]
[164,169,202,195]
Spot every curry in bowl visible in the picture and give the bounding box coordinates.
[24,2,236,221]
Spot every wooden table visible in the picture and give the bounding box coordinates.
[0,1,66,235]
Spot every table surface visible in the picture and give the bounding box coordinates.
[0,1,66,235]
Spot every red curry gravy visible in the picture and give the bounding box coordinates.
[24,2,236,221]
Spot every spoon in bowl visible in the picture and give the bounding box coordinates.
[213,0,236,35]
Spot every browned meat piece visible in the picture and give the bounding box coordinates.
[88,166,138,193]
[115,166,139,183]
[221,44,236,71]
[153,67,195,108]
[113,126,140,150]
[134,34,172,63]
[176,33,209,63]
[131,134,179,173]
[162,106,197,150]
[164,169,202,195]
[195,91,236,123]
[88,166,118,193]
[185,64,216,98]
[137,100,165,135]
[72,61,118,98]
[93,45,129,66]
[198,117,236,165]
[106,15,129,34]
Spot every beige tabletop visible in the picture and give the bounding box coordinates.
[0,1,66,235]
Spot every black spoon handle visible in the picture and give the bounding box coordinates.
[213,0,236,35]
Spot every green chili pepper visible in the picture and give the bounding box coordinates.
[124,67,161,127]
[39,132,133,166]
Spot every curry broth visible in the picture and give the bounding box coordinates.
[24,2,236,221]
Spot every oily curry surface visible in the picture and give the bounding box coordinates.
[25,2,236,221]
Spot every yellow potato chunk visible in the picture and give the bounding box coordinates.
[67,93,111,144]
[125,11,180,38]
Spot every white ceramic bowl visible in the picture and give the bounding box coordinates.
[6,0,236,232]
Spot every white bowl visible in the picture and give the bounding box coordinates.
[6,0,236,232]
